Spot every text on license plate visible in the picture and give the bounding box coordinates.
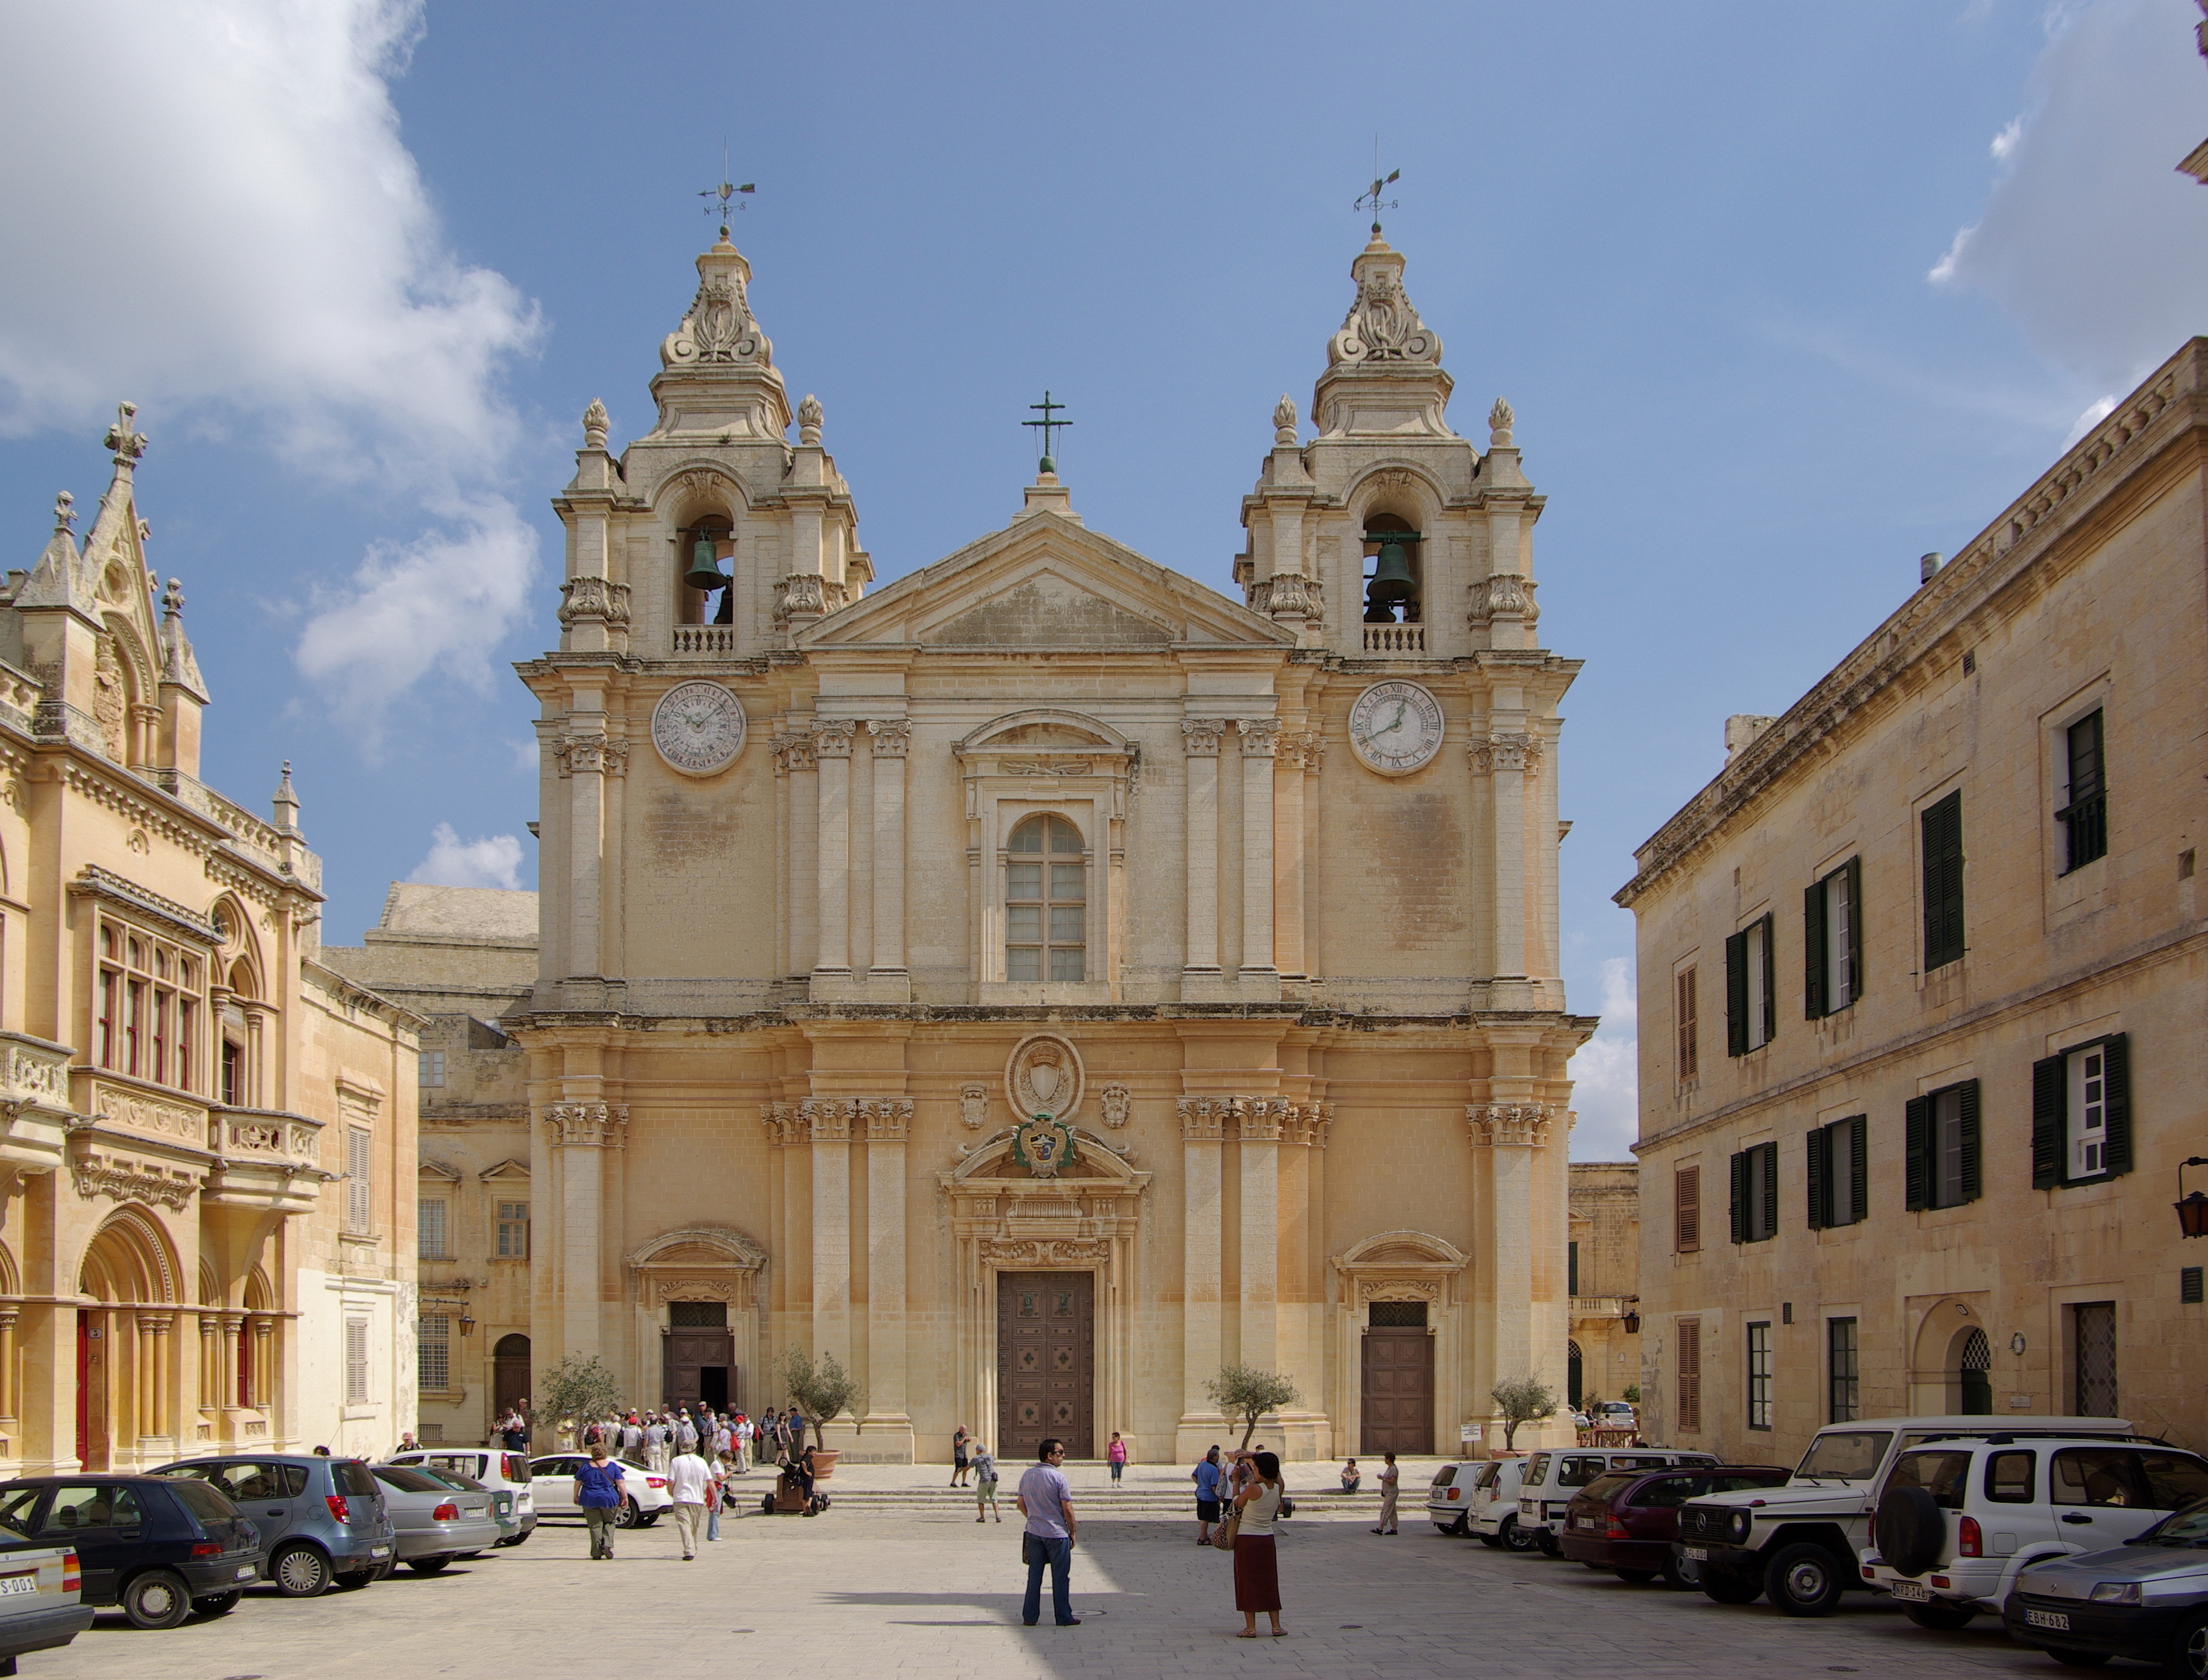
[0,1574,35,1597]
[2026,1609,2070,1632]
[1890,1581,1930,1602]
[235,1565,257,1579]
[370,1546,390,1557]
[1682,1547,1708,1561]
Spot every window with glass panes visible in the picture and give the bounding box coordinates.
[1747,1323,1773,1428]
[2059,708,2106,873]
[418,1313,450,1390]
[496,1201,529,1258]
[418,1197,448,1259]
[418,1050,446,1088]
[95,919,205,1092]
[1005,815,1084,982]
[1828,1318,1859,1423]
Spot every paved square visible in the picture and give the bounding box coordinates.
[40,1465,2061,1680]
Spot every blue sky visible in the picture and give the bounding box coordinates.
[1,1,2203,1157]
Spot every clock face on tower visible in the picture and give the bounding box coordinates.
[650,681,748,776]
[1348,681,1445,775]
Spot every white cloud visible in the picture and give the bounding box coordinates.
[0,0,541,728]
[1569,957,1640,1161]
[1931,0,2208,396]
[408,822,525,891]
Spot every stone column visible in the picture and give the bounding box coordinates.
[0,1309,18,1430]
[1469,1104,1553,1404]
[812,723,856,980]
[1237,1100,1283,1374]
[867,722,910,982]
[1238,721,1278,980]
[1181,722,1223,979]
[242,1008,268,1108]
[862,1101,911,1434]
[220,1314,244,1412]
[134,1316,160,1442]
[251,1318,273,1412]
[1177,1097,1227,1452]
[546,1104,626,1364]
[196,1313,218,1428]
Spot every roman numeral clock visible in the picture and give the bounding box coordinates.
[1348,680,1444,775]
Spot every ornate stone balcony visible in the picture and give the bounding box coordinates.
[0,1031,75,1178]
[203,1106,328,1215]
[1361,623,1425,655]
[671,625,738,654]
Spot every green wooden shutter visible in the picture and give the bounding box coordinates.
[1725,930,1748,1057]
[2099,1034,2131,1177]
[1904,1096,1930,1211]
[1758,914,1777,1047]
[1844,856,1864,1000]
[1730,1150,1749,1244]
[2031,1055,2065,1190]
[1803,880,1827,1020]
[1958,1080,1983,1203]
[1806,1125,1829,1229]
[1848,1114,1868,1225]
[1922,792,1964,970]
[1759,1141,1780,1239]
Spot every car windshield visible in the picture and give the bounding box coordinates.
[373,1466,448,1494]
[1473,1464,1499,1490]
[2130,1498,2208,1548]
[1795,1430,1893,1481]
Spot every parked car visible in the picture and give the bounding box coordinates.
[1562,1464,1790,1589]
[383,1450,536,1547]
[1518,1448,1719,1556]
[1468,1456,1535,1551]
[149,1455,394,1597]
[0,1476,259,1630]
[1426,1464,1476,1534]
[403,1465,526,1550]
[0,1539,94,1672]
[1859,1436,2208,1631]
[525,1455,671,1528]
[1590,1402,1638,1429]
[364,1466,501,1573]
[1675,1414,2134,1617]
[2001,1494,2208,1675]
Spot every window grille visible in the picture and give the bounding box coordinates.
[418,1314,450,1391]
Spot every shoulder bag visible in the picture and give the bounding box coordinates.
[1210,1508,1241,1550]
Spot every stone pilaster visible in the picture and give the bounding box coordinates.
[1176,1096,1228,1451]
[544,1102,628,1363]
[1181,721,1223,985]
[1468,1102,1554,1412]
[862,1099,912,1445]
[811,722,856,981]
[1237,721,1278,983]
[867,721,910,989]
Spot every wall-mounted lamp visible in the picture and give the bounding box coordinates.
[1621,1299,1642,1336]
[458,1312,476,1337]
[2177,1157,2208,1239]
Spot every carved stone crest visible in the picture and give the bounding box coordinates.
[1098,1084,1130,1129]
[958,1083,989,1131]
[1005,1033,1083,1124]
[1011,1112,1077,1179]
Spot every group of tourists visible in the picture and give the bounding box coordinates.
[577,1404,820,1475]
[566,1402,832,1557]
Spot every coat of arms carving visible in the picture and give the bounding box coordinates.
[1005,1033,1083,1125]
[1011,1113,1077,1179]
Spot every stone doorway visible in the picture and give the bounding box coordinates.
[1359,1304,1434,1455]
[996,1272,1094,1460]
[663,1302,735,1410]
[493,1333,531,1419]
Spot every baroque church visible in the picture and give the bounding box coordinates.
[519,223,1592,1461]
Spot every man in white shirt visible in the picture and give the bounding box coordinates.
[667,1444,712,1559]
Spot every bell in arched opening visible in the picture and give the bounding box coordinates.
[1361,520,1421,624]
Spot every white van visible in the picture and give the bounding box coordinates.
[1517,1447,1719,1555]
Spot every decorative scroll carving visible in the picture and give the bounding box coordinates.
[1236,718,1280,758]
[555,736,630,777]
[860,1099,912,1142]
[979,1236,1110,1267]
[1283,1101,1333,1148]
[775,573,826,623]
[72,1148,199,1209]
[1466,1103,1556,1148]
[996,760,1090,777]
[1260,572,1318,617]
[1358,1278,1443,1303]
[1097,1084,1130,1129]
[771,734,816,774]
[544,1103,628,1148]
[1470,734,1541,775]
[1467,574,1537,628]
[91,1082,205,1142]
[1005,1034,1083,1123]
[650,1275,742,1307]
[759,1102,799,1146]
[1329,255,1439,366]
[1277,730,1326,774]
[0,1037,70,1110]
[1174,1095,1329,1144]
[1179,719,1225,757]
[959,1084,989,1131]
[558,575,632,628]
[1176,1096,1230,1141]
[866,718,910,758]
[809,719,856,759]
[663,263,760,366]
[799,1099,852,1142]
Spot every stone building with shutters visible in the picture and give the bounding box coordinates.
[510,224,1593,1462]
[1616,342,2208,1466]
[1567,1161,1640,1415]
[0,412,420,1473]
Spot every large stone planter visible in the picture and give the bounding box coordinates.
[808,1449,841,1481]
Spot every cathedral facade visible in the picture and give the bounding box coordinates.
[517,228,1591,1461]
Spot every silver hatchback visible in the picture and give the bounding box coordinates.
[2003,1496,2208,1676]
[366,1465,501,1573]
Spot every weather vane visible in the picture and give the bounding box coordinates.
[1356,138,1400,237]
[699,144,755,237]
[1023,390,1071,474]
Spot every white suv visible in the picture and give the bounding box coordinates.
[1861,1434,2208,1631]
[1517,1447,1716,1555]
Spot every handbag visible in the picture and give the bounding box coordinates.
[1210,1510,1241,1550]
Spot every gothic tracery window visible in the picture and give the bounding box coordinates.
[1005,815,1084,983]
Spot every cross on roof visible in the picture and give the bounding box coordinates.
[1023,390,1071,474]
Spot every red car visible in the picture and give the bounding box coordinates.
[1562,1465,1790,1589]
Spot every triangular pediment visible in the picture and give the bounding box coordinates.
[801,504,1290,652]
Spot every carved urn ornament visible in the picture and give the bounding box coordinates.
[1005,1033,1084,1124]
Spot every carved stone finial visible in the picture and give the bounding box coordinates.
[1272,394,1298,445]
[104,401,147,468]
[582,398,609,448]
[1488,397,1515,447]
[52,491,75,534]
[797,393,823,445]
[161,577,184,620]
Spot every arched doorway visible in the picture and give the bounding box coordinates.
[1567,1339,1585,1410]
[493,1333,530,1421]
[78,1209,179,1471]
[1953,1326,1992,1415]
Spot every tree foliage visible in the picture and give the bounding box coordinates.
[1490,1374,1560,1450]
[777,1346,865,1449]
[1205,1365,1300,1450]
[536,1353,624,1438]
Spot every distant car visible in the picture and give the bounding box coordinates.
[0,1477,259,1630]
[1517,1448,1719,1556]
[2002,1494,2208,1675]
[1591,1402,1638,1428]
[526,1455,671,1528]
[364,1466,501,1572]
[383,1451,536,1547]
[149,1455,394,1597]
[1561,1464,1789,1589]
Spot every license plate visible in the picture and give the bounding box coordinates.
[2026,1609,2070,1632]
[1683,1547,1708,1561]
[235,1565,257,1580]
[1890,1581,1930,1602]
[370,1546,390,1557]
[0,1574,34,1597]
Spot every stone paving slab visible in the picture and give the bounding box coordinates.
[35,1496,2060,1680]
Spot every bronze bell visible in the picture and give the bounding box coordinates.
[684,532,727,593]
[1365,532,1417,603]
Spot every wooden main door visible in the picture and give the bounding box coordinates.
[996,1272,1094,1460]
[1359,1328,1434,1455]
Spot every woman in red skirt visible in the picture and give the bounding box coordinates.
[1232,1449,1286,1637]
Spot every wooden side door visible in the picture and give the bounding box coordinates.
[1359,1327,1435,1455]
[996,1273,1094,1460]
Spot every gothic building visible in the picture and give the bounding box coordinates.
[516,226,1592,1460]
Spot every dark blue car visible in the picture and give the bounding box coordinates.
[0,1477,259,1630]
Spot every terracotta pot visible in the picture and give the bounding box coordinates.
[809,1449,841,1480]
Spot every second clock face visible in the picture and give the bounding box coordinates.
[650,680,748,775]
[1348,681,1445,775]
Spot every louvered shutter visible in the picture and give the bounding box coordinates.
[1675,1166,1700,1253]
[1843,856,1865,997]
[1806,1125,1829,1229]
[1922,792,1965,970]
[2099,1034,2131,1177]
[1848,1114,1869,1224]
[1803,880,1827,1020]
[1904,1096,1930,1211]
[1762,1141,1781,1239]
[1725,930,1748,1056]
[1677,1320,1701,1434]
[1729,1150,1750,1245]
[1958,1080,1983,1203]
[2031,1055,2065,1189]
[1758,914,1777,1045]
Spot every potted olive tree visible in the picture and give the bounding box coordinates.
[778,1346,864,1479]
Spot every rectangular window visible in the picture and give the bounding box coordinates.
[1905,1081,1981,1211]
[496,1202,530,1259]
[2072,1302,2117,1416]
[1922,790,1966,970]
[417,1314,450,1391]
[1828,1318,1859,1423]
[1729,1141,1779,1243]
[1677,1319,1702,1434]
[418,1198,448,1260]
[1726,916,1776,1054]
[1747,1323,1773,1430]
[1675,966,1698,1082]
[1567,1241,1580,1297]
[345,1318,370,1405]
[2033,1036,2131,1189]
[2059,708,2107,873]
[1674,1165,1701,1253]
[1803,857,1863,1017]
[2182,1267,2203,1305]
[345,1126,373,1235]
[1807,1114,1868,1229]
[418,1050,446,1088]
[220,1039,241,1107]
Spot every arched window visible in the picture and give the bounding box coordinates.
[1567,1339,1585,1410]
[1006,815,1084,983]
[1361,514,1422,626]
[1955,1325,1992,1415]
[676,517,734,626]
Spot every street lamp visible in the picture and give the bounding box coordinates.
[2178,1157,2208,1239]
[1621,1299,1642,1336]
[459,1312,477,1337]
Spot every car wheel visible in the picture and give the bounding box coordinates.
[1904,1601,1977,1632]
[1448,1513,1470,1537]
[1498,1516,1537,1554]
[495,1531,531,1548]
[2051,1655,2111,1670]
[1535,1529,1562,1558]
[121,1569,193,1630]
[637,1511,660,1528]
[1616,1569,1658,1585]
[614,1496,641,1529]
[1660,1550,1703,1591]
[1700,1563,1764,1605]
[407,1557,452,1574]
[330,1568,376,1592]
[190,1591,242,1617]
[2165,1610,2208,1680]
[270,1542,333,1599]
[1434,1523,1455,1535]
[1764,1542,1846,1617]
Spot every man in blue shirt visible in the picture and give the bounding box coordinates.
[1015,1438,1079,1627]
[1192,1445,1224,1544]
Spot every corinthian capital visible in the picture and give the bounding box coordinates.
[867,719,911,758]
[1180,719,1225,758]
[1465,1103,1554,1148]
